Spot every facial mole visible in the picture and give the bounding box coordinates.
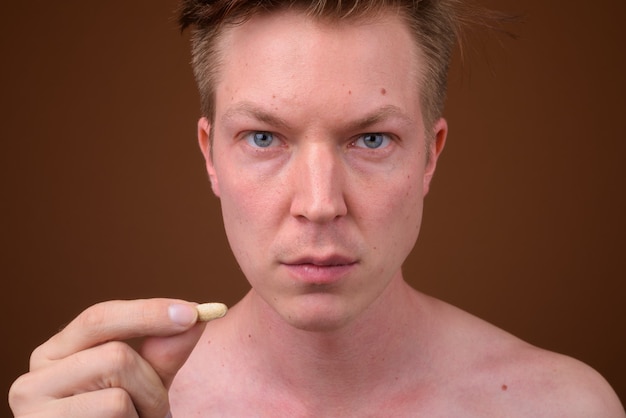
[381,88,387,95]
[348,90,352,95]
[501,384,508,391]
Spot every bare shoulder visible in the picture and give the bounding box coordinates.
[427,295,625,417]
[495,338,625,417]
[169,314,241,415]
[526,350,626,417]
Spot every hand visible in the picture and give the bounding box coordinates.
[9,298,205,417]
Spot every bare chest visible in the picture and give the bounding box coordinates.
[170,372,527,417]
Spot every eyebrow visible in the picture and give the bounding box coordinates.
[221,102,292,130]
[221,102,414,132]
[345,105,414,132]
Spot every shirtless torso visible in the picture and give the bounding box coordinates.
[171,281,622,417]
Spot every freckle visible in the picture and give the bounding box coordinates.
[348,90,352,95]
[381,88,387,95]
[501,384,508,391]
[248,334,252,338]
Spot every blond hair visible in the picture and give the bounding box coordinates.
[179,0,507,133]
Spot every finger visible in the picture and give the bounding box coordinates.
[31,298,198,370]
[12,341,169,418]
[12,388,140,418]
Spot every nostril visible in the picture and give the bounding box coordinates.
[291,193,348,223]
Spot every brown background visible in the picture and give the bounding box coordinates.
[2,0,624,414]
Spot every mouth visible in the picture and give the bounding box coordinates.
[281,255,358,285]
[284,255,357,267]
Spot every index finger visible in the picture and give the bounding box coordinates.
[30,298,198,370]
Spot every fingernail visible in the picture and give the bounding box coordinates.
[168,304,196,326]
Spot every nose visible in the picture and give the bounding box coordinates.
[289,143,348,223]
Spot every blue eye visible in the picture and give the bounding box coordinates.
[354,133,390,149]
[247,131,275,148]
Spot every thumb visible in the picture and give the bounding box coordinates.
[139,305,207,388]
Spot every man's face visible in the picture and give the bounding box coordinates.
[199,10,446,331]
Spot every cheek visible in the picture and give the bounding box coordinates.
[218,191,265,278]
[219,180,262,239]
[367,171,425,253]
[370,165,424,214]
[215,166,286,263]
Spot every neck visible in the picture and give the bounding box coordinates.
[234,277,434,409]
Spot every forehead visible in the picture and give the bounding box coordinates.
[213,10,423,125]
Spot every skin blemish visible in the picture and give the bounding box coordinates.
[501,384,508,391]
[348,90,352,95]
[381,88,387,95]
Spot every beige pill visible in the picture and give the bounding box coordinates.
[196,303,228,322]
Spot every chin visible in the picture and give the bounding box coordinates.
[278,293,360,333]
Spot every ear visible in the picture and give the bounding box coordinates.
[198,117,221,197]
[422,117,447,196]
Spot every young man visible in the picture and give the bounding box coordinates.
[9,0,625,416]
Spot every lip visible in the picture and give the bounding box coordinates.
[281,255,358,285]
